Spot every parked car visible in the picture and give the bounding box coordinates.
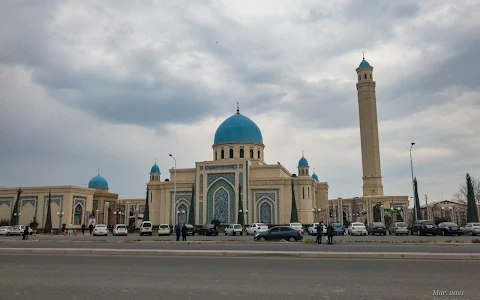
[246,223,269,235]
[348,222,367,236]
[10,225,33,236]
[184,224,196,236]
[113,224,128,236]
[437,222,463,236]
[331,222,345,235]
[0,226,13,236]
[308,223,327,235]
[388,222,409,235]
[254,226,303,242]
[197,224,219,236]
[367,222,387,235]
[289,222,303,231]
[93,224,108,236]
[225,224,243,235]
[140,221,153,236]
[409,220,437,236]
[157,224,171,236]
[464,223,480,236]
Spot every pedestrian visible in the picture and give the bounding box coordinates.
[327,223,334,244]
[88,224,94,235]
[81,224,86,235]
[181,223,188,241]
[175,224,181,241]
[22,226,29,240]
[316,222,323,244]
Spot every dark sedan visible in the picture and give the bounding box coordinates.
[185,224,196,236]
[437,222,463,236]
[197,224,219,236]
[254,226,303,242]
[367,222,387,235]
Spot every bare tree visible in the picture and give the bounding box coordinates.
[452,176,480,205]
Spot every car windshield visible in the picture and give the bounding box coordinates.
[96,225,106,228]
[290,223,301,226]
[12,225,20,229]
[186,224,194,228]
[352,223,364,226]
[372,223,384,226]
[443,223,457,226]
[332,223,342,227]
[142,223,152,227]
[234,225,242,229]
[117,225,126,229]
[472,223,480,226]
[159,225,169,229]
[396,222,407,227]
[421,221,434,225]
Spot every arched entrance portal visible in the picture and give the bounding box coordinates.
[74,204,83,225]
[177,203,188,225]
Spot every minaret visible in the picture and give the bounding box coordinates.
[356,55,384,196]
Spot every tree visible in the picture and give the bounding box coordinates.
[143,187,150,221]
[188,185,195,225]
[466,173,479,223]
[44,191,53,233]
[237,184,244,226]
[453,175,480,205]
[413,177,422,221]
[10,188,22,226]
[290,179,298,222]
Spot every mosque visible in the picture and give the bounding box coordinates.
[0,59,409,229]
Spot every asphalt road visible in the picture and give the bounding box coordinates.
[1,240,480,253]
[0,254,478,300]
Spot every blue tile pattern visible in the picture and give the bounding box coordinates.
[214,188,229,223]
[207,172,235,186]
[260,201,272,224]
[214,113,263,144]
[205,164,237,170]
[177,203,188,225]
[169,191,193,224]
[206,179,235,224]
[0,198,12,208]
[199,174,204,194]
[252,189,280,224]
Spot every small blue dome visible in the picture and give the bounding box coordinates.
[214,112,263,145]
[298,157,309,167]
[151,164,160,173]
[88,175,108,189]
[311,173,319,181]
[359,59,370,67]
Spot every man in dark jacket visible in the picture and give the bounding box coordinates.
[181,224,188,241]
[326,223,334,244]
[316,222,324,244]
[81,224,86,235]
[88,224,94,235]
[22,226,29,240]
[175,224,181,241]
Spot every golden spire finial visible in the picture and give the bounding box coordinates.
[362,51,365,60]
[236,102,240,114]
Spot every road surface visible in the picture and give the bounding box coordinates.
[0,254,477,300]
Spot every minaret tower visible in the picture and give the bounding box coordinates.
[356,55,384,196]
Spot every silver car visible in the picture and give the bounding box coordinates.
[389,222,409,235]
[0,226,13,236]
[464,223,480,236]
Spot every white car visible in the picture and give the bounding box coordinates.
[158,224,171,236]
[140,221,153,236]
[113,224,128,236]
[93,224,108,236]
[307,223,326,235]
[225,224,243,236]
[246,223,269,235]
[465,223,480,236]
[0,226,13,236]
[10,225,33,236]
[348,222,367,236]
[289,223,303,231]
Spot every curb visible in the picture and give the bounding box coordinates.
[1,248,479,260]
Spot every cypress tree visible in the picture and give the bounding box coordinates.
[237,184,244,226]
[188,185,195,225]
[466,173,479,222]
[10,188,22,226]
[290,179,298,222]
[413,177,422,220]
[43,191,53,233]
[143,187,150,221]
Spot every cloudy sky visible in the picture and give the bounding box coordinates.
[1,0,479,204]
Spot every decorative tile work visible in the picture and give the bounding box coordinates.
[214,188,229,223]
[204,164,237,171]
[199,202,204,224]
[21,199,36,207]
[0,198,12,208]
[207,172,235,186]
[199,174,204,194]
[206,179,236,224]
[21,196,38,219]
[259,201,272,224]
[251,189,280,224]
[169,191,193,225]
[177,203,188,224]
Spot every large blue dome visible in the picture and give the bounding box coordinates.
[298,157,309,167]
[151,164,160,173]
[214,112,263,145]
[88,175,109,189]
[359,59,370,67]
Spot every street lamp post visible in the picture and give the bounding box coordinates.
[169,154,177,225]
[57,212,64,232]
[95,209,99,225]
[126,201,130,227]
[177,210,185,225]
[13,212,21,226]
[410,142,416,221]
[238,209,248,227]
[441,206,445,218]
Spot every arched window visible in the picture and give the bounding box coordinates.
[240,148,244,158]
[364,74,367,79]
[221,149,225,159]
[257,150,260,159]
[306,169,309,175]
[260,202,272,224]
[302,187,305,199]
[150,175,153,181]
[358,75,361,81]
[74,204,83,225]
[229,148,234,158]
[215,151,218,160]
[250,149,254,158]
[301,169,305,175]
[155,175,158,181]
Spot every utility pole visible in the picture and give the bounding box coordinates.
[425,195,429,219]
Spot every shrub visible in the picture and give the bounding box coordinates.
[0,218,10,226]
[29,217,39,230]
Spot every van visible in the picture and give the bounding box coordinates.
[140,221,153,236]
[225,224,243,236]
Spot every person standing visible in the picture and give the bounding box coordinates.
[316,222,324,244]
[81,224,86,235]
[327,223,334,244]
[88,224,94,235]
[175,224,181,241]
[181,224,188,241]
[22,226,29,240]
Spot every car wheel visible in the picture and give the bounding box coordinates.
[246,231,249,235]
[225,232,227,235]
[233,232,236,236]
[240,232,243,236]
[6,233,10,236]
[289,236,296,242]
[259,237,266,241]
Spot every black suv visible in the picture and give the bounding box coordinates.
[410,220,437,236]
[197,224,219,236]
